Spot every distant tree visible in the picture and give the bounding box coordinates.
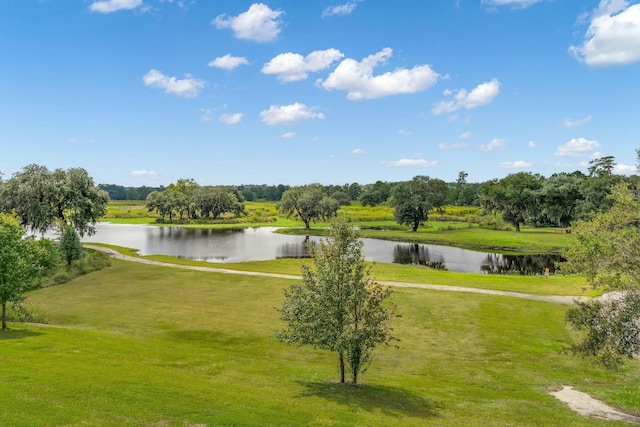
[278,185,338,229]
[392,176,448,232]
[487,172,544,232]
[59,226,84,266]
[277,217,397,384]
[636,148,640,172]
[455,170,468,206]
[0,165,109,236]
[562,184,640,367]
[0,214,51,330]
[575,174,623,218]
[330,190,352,206]
[347,182,362,201]
[539,173,584,227]
[588,155,616,177]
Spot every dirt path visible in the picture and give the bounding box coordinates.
[551,386,640,423]
[86,245,588,305]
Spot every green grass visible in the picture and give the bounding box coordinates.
[4,260,637,426]
[136,252,593,297]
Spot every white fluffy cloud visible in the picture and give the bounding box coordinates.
[322,1,362,17]
[499,160,533,168]
[479,138,507,152]
[213,3,284,43]
[89,0,142,13]
[318,48,439,100]
[563,115,592,128]
[554,137,600,157]
[481,0,543,8]
[280,132,296,139]
[143,69,205,98]
[528,140,537,148]
[352,148,366,154]
[382,159,438,167]
[260,103,325,126]
[262,49,344,82]
[438,142,469,149]
[432,79,500,115]
[219,113,243,125]
[130,170,158,177]
[208,54,249,70]
[458,131,472,139]
[570,1,640,66]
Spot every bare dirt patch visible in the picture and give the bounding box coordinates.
[550,386,640,423]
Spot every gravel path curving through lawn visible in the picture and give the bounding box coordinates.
[86,245,588,305]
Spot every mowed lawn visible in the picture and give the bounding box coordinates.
[2,260,639,426]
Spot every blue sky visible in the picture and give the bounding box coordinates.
[1,0,639,186]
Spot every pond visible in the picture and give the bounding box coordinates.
[81,223,562,275]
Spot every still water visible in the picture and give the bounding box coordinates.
[82,223,561,274]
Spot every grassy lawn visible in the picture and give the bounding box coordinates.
[3,260,637,426]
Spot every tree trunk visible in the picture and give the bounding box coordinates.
[412,221,419,232]
[2,302,6,330]
[339,352,345,383]
[304,219,311,230]
[515,223,521,232]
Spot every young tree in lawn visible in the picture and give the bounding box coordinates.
[277,217,397,384]
[392,175,448,232]
[561,183,640,367]
[0,214,50,330]
[59,225,84,266]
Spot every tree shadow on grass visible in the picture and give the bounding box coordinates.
[0,329,42,340]
[297,381,442,419]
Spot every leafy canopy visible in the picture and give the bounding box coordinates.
[277,217,397,384]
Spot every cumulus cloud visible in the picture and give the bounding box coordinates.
[563,114,592,128]
[280,132,296,139]
[382,159,438,167]
[219,113,243,124]
[481,0,543,8]
[352,148,366,154]
[615,163,637,174]
[208,54,249,70]
[260,103,325,126]
[262,49,344,82]
[322,0,362,17]
[499,160,533,168]
[438,142,469,149]
[458,131,472,139]
[318,47,440,100]
[554,137,600,157]
[213,3,284,43]
[479,138,507,152]
[143,69,205,98]
[528,140,537,148]
[89,0,142,13]
[432,79,500,115]
[130,170,158,177]
[570,1,640,66]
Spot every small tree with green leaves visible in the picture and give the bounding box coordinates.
[277,217,397,384]
[59,226,84,266]
[561,183,640,367]
[0,214,50,330]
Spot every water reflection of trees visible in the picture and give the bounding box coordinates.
[481,253,564,275]
[277,236,314,259]
[393,244,447,270]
